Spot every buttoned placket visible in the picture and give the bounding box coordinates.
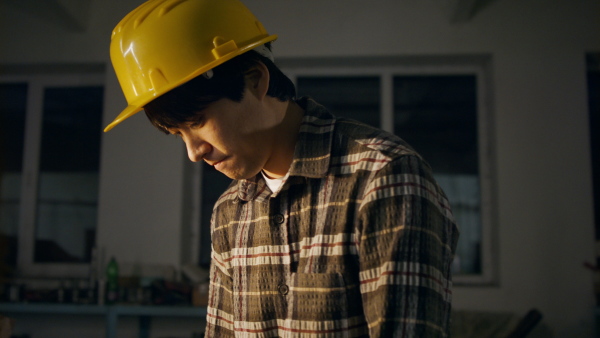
[268,192,292,324]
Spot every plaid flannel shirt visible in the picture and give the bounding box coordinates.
[205,98,459,337]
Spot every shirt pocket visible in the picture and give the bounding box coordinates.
[286,273,349,334]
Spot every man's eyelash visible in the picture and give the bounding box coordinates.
[189,118,204,128]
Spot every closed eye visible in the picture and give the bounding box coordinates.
[166,128,183,138]
[188,117,205,129]
[189,121,203,128]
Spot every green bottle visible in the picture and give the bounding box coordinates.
[106,257,119,304]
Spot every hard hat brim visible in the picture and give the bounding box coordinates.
[104,105,143,132]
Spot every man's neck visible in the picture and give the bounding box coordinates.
[261,99,304,179]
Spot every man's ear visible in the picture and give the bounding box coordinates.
[245,61,269,101]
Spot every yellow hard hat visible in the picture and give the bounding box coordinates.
[104,0,277,132]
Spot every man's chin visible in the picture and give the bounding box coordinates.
[220,168,262,181]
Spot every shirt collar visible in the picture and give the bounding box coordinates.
[288,97,335,179]
[237,97,336,202]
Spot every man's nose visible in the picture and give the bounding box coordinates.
[184,139,211,162]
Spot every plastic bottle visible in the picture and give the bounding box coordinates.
[106,257,119,304]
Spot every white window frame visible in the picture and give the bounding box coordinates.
[1,71,105,278]
[279,56,497,285]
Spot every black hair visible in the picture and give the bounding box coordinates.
[144,43,296,134]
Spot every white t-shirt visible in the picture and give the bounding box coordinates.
[261,171,289,193]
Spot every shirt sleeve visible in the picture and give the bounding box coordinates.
[204,248,235,337]
[357,154,459,337]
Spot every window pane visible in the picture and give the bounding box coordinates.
[393,75,481,274]
[0,83,28,272]
[297,77,381,127]
[34,86,104,263]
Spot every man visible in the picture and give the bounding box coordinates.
[105,0,459,337]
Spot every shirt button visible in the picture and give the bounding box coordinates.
[278,284,289,295]
[273,213,285,224]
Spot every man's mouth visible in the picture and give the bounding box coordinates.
[209,157,227,170]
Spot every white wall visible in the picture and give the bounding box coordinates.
[1,0,598,336]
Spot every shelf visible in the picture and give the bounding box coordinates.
[0,302,207,338]
[0,302,108,315]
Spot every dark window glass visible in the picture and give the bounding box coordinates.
[394,75,481,274]
[34,86,104,263]
[0,83,28,271]
[297,76,381,127]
